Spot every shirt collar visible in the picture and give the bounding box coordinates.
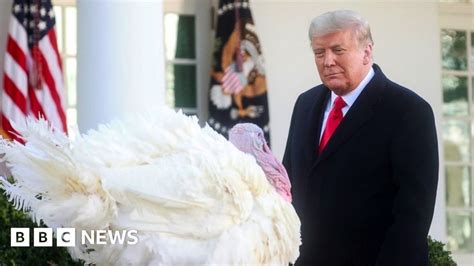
[329,66,375,108]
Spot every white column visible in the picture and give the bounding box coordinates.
[77,0,165,132]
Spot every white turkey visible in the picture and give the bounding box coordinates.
[0,108,301,265]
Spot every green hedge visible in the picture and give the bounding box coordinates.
[0,189,82,266]
[0,186,457,265]
[428,235,457,266]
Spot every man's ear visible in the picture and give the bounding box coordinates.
[363,43,373,65]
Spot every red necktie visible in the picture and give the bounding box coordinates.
[319,96,347,153]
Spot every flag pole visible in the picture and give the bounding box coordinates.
[31,0,43,92]
[234,0,243,73]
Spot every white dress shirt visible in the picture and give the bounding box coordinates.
[319,67,375,142]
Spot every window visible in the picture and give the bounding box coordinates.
[163,0,212,121]
[52,0,77,134]
[440,6,474,253]
[164,13,197,114]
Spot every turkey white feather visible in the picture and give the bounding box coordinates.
[0,108,301,265]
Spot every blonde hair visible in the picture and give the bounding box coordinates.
[308,10,374,47]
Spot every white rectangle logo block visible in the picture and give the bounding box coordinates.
[33,228,53,247]
[57,228,76,247]
[10,228,30,247]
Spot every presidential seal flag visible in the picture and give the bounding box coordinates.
[209,0,270,143]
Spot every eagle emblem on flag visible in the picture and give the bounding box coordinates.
[209,0,270,142]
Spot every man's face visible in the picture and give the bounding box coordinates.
[311,29,372,95]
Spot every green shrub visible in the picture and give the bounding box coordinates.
[0,187,82,266]
[428,236,457,266]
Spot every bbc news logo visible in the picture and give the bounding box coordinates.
[11,228,138,247]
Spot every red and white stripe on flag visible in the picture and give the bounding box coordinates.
[1,0,67,142]
[222,65,244,94]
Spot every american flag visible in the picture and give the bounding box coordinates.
[2,0,67,142]
[222,65,244,94]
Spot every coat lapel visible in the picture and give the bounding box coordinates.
[294,86,329,212]
[305,89,330,163]
[314,64,387,167]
